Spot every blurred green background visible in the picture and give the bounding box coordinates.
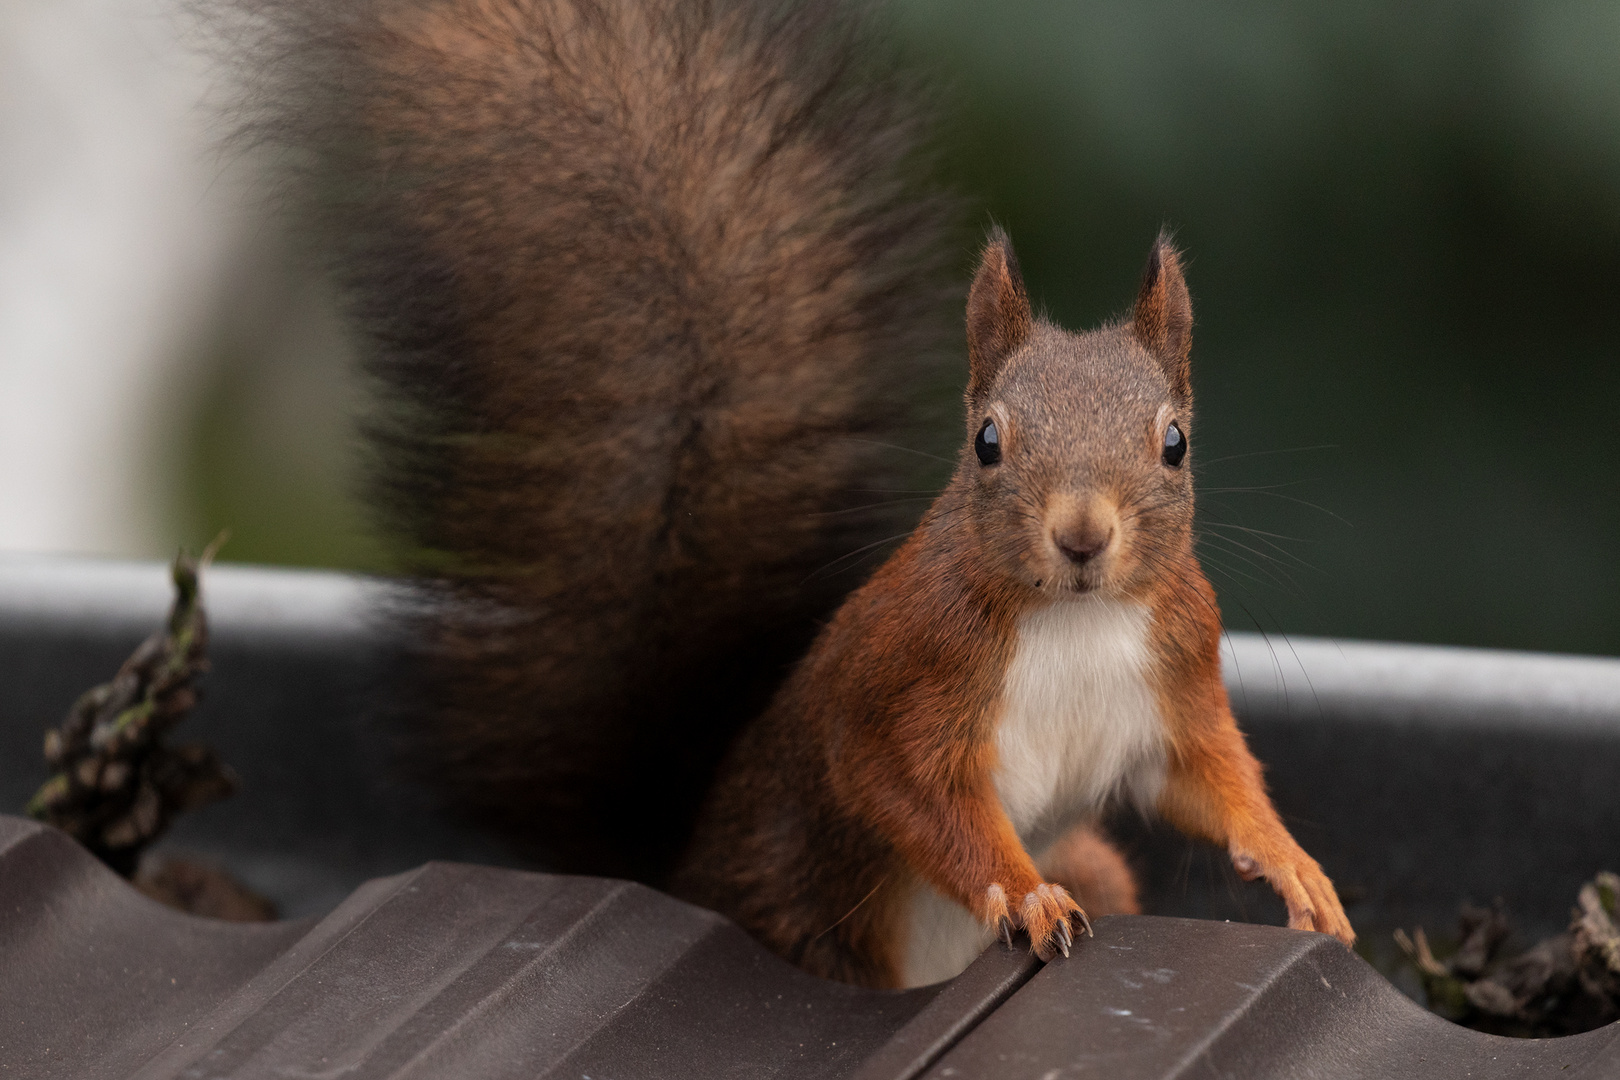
[178,0,1620,655]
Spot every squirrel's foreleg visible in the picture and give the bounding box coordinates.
[1157,714,1355,945]
[841,744,1089,962]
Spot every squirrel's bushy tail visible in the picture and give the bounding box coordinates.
[228,0,958,876]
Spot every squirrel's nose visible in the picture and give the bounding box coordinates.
[1053,521,1113,566]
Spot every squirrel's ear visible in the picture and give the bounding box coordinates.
[966,227,1032,403]
[1132,232,1193,400]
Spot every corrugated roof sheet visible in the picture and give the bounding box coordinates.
[5,815,1618,1079]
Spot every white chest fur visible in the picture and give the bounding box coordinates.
[899,597,1167,988]
[992,597,1168,853]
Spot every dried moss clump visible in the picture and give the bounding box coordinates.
[26,549,235,877]
[1398,872,1620,1037]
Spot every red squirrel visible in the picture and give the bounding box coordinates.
[229,0,1352,987]
[672,231,1354,987]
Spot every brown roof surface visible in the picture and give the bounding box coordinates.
[5,815,1617,1080]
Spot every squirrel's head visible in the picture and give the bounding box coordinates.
[957,228,1195,602]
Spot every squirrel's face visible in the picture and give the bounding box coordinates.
[958,231,1196,602]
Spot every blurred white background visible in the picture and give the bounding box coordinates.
[0,0,373,568]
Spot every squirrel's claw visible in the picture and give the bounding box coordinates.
[986,881,1091,958]
[1019,882,1085,962]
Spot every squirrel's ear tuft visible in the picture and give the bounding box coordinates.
[1132,231,1193,400]
[966,227,1033,403]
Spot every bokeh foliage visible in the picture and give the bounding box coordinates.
[893,0,1620,654]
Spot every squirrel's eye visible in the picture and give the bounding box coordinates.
[975,419,1001,466]
[1162,422,1187,468]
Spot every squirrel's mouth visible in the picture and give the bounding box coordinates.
[1033,543,1120,598]
[1026,563,1111,599]
[1061,567,1115,597]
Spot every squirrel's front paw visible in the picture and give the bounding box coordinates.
[982,882,1091,960]
[1233,850,1355,947]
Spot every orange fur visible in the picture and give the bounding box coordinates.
[677,230,1352,986]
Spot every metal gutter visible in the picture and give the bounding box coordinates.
[1,557,1617,1077]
